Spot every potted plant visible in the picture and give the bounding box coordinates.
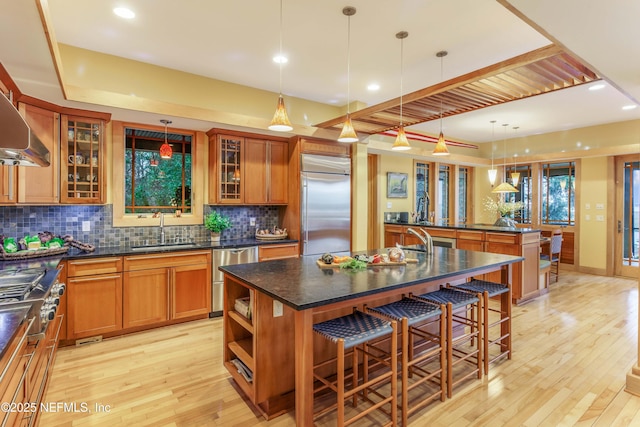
[483,196,524,228]
[204,211,232,242]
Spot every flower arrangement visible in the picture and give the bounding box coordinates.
[204,211,232,233]
[483,196,525,217]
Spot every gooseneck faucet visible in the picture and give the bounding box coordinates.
[159,212,165,244]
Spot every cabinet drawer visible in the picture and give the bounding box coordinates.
[258,244,298,261]
[486,233,518,245]
[67,257,123,277]
[422,227,457,238]
[124,250,211,271]
[456,230,485,241]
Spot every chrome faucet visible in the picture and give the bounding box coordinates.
[406,227,433,254]
[159,212,165,244]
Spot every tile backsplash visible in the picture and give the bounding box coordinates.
[0,205,281,247]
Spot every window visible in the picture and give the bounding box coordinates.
[438,165,450,223]
[124,127,192,214]
[541,161,575,225]
[459,167,470,223]
[506,164,532,224]
[415,162,430,221]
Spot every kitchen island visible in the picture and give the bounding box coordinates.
[220,247,523,425]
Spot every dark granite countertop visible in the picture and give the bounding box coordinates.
[220,247,523,311]
[0,305,31,360]
[65,238,298,259]
[385,221,540,234]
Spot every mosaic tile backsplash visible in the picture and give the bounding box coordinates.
[0,205,281,247]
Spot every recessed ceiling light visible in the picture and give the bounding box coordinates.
[273,55,288,64]
[113,7,135,19]
[622,104,638,110]
[588,84,605,91]
[367,83,380,91]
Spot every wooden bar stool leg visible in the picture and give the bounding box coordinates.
[337,339,345,427]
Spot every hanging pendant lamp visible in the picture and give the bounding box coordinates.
[268,0,293,132]
[432,50,450,156]
[391,31,411,151]
[510,126,521,186]
[338,6,359,143]
[488,120,497,186]
[159,119,172,159]
[492,123,518,193]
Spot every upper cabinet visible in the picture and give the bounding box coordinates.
[208,130,289,205]
[60,116,105,204]
[17,103,60,204]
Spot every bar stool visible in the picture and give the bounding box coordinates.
[313,309,398,427]
[366,297,446,426]
[452,278,511,375]
[412,287,482,397]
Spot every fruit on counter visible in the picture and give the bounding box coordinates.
[321,253,335,264]
[371,254,382,264]
[331,255,352,264]
[3,237,17,253]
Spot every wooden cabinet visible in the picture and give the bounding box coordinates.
[0,166,16,204]
[223,275,295,419]
[66,257,123,339]
[56,261,68,342]
[123,250,212,328]
[456,230,485,252]
[384,224,404,247]
[61,115,105,203]
[0,319,30,427]
[122,268,169,328]
[258,242,298,261]
[17,103,60,204]
[244,139,289,204]
[208,130,289,205]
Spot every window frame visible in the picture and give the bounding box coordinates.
[111,121,205,227]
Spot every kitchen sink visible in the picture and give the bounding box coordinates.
[130,242,200,252]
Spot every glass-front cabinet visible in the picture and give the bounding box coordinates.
[61,116,105,203]
[212,134,244,204]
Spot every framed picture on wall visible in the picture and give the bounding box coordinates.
[387,172,408,198]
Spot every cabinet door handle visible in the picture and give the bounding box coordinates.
[71,274,121,282]
[167,268,171,320]
[71,258,119,266]
[8,165,14,200]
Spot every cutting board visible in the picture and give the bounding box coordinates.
[316,258,418,268]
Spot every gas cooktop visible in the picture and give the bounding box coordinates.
[0,268,46,303]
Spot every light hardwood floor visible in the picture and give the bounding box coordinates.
[41,270,640,426]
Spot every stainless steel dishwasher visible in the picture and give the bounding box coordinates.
[211,246,258,317]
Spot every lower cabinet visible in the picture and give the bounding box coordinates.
[65,251,211,341]
[67,271,123,339]
[123,250,212,329]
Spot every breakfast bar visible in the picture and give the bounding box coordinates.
[220,247,523,425]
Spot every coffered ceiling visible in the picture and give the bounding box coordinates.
[0,0,638,146]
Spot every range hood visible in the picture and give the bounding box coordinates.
[0,94,50,167]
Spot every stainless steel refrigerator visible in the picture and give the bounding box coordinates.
[301,154,351,255]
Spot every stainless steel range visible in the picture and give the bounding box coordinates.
[0,267,65,337]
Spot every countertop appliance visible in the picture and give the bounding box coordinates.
[0,267,65,337]
[0,93,51,167]
[301,154,351,256]
[211,246,258,317]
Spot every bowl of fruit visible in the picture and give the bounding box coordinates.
[255,226,288,240]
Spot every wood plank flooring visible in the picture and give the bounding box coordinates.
[41,270,640,426]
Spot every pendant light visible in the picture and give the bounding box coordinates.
[510,126,521,186]
[268,0,293,132]
[159,119,172,159]
[337,6,359,143]
[391,31,410,151]
[492,123,519,193]
[432,51,450,156]
[488,120,497,186]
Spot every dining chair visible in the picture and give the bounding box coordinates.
[541,229,562,283]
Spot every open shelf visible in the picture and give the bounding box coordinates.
[228,338,254,371]
[228,310,254,334]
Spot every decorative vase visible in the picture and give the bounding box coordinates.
[210,232,221,243]
[493,215,516,228]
